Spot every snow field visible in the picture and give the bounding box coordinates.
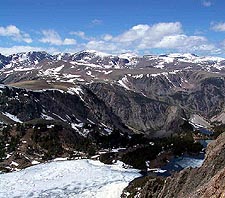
[0,159,141,198]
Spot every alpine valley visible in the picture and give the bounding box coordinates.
[0,50,225,198]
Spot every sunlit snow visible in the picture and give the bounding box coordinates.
[2,112,22,123]
[0,159,141,198]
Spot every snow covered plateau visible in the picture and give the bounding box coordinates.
[0,159,141,198]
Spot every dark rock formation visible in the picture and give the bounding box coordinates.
[88,82,186,136]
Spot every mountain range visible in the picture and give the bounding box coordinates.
[0,50,225,136]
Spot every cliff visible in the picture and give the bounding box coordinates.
[122,132,225,198]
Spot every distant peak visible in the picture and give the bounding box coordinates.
[118,52,138,59]
[80,50,111,57]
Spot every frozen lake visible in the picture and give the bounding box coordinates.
[157,153,204,176]
[0,159,141,198]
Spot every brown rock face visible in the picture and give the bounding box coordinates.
[123,133,225,198]
[189,168,225,198]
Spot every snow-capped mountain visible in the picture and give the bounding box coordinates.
[4,51,54,69]
[144,53,225,71]
[1,50,225,71]
[0,50,225,86]
[0,53,10,69]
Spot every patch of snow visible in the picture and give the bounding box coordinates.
[31,161,40,165]
[104,128,113,134]
[118,76,130,90]
[85,50,111,58]
[147,168,167,173]
[14,67,36,72]
[190,114,211,128]
[160,56,174,63]
[47,125,54,129]
[103,70,113,75]
[169,70,181,75]
[149,142,155,146]
[86,70,95,77]
[64,74,81,78]
[10,161,19,167]
[54,65,64,72]
[118,52,137,60]
[150,73,161,77]
[132,74,144,79]
[87,118,95,124]
[6,154,12,159]
[75,122,84,128]
[4,63,13,69]
[33,89,64,94]
[34,60,39,65]
[41,113,54,121]
[72,61,104,68]
[111,148,126,153]
[57,54,62,60]
[52,113,67,122]
[91,155,100,159]
[53,158,68,162]
[154,63,164,69]
[2,112,22,123]
[67,87,85,101]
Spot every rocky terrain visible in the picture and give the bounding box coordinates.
[1,50,225,135]
[0,50,225,196]
[122,132,225,198]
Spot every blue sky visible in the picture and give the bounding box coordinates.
[1,0,225,56]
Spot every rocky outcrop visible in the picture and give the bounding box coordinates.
[88,82,186,136]
[0,85,130,135]
[119,71,225,120]
[122,132,225,198]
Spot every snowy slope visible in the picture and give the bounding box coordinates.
[0,159,141,198]
[1,50,225,86]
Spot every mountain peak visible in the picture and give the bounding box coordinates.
[79,50,112,57]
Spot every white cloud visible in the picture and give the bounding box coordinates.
[0,45,58,55]
[1,22,222,56]
[70,31,85,37]
[63,38,77,45]
[40,30,76,45]
[202,0,212,7]
[102,34,113,41]
[81,22,218,55]
[0,25,32,43]
[211,22,225,32]
[70,31,92,40]
[91,19,102,25]
[85,40,118,52]
[114,22,182,44]
[154,34,206,49]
